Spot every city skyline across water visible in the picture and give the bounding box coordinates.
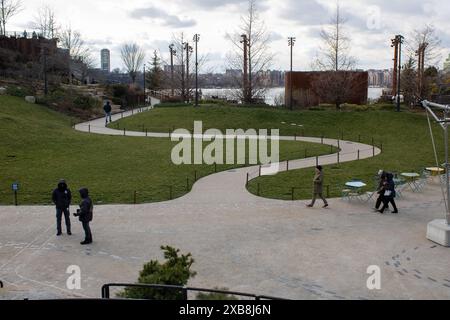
[8,0,450,72]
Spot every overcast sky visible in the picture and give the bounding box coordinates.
[9,0,450,72]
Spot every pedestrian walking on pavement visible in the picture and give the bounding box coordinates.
[104,100,112,125]
[307,166,329,208]
[374,170,389,212]
[378,173,399,214]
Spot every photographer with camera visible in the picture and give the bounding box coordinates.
[74,188,93,245]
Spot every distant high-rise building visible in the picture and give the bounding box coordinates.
[444,54,450,73]
[101,49,110,73]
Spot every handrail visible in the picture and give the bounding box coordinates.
[101,283,289,300]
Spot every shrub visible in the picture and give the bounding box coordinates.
[118,246,196,300]
[111,84,128,98]
[6,85,33,98]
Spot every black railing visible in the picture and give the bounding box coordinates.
[101,283,288,300]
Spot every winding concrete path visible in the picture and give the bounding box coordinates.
[1,103,449,300]
[74,103,382,202]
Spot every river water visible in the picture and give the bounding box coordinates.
[201,87,385,106]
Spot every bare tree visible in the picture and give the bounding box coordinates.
[163,32,209,101]
[32,5,59,39]
[407,24,442,68]
[59,26,90,60]
[314,1,355,71]
[226,0,273,104]
[121,43,146,84]
[0,0,22,36]
[312,1,359,110]
[59,26,92,84]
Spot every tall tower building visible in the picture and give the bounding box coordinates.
[444,54,450,73]
[101,49,110,73]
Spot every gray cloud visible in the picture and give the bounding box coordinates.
[174,0,270,11]
[269,31,284,42]
[130,6,196,28]
[278,0,329,26]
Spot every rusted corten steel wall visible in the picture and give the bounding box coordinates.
[285,71,369,109]
[0,37,58,60]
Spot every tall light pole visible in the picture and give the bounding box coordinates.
[416,42,428,98]
[143,63,146,104]
[41,46,48,95]
[184,42,193,103]
[396,35,404,112]
[169,44,176,97]
[288,37,296,110]
[391,36,399,97]
[193,34,200,107]
[240,34,249,103]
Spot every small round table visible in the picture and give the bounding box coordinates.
[345,181,367,188]
[425,167,445,176]
[401,173,421,192]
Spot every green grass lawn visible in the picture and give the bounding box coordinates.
[111,103,448,201]
[0,96,332,205]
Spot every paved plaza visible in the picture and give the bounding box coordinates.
[1,108,449,300]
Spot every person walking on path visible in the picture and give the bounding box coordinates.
[374,170,388,212]
[52,179,72,236]
[104,101,112,125]
[378,173,399,214]
[74,188,93,245]
[307,166,329,208]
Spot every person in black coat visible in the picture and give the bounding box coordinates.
[378,173,399,214]
[74,188,93,245]
[374,171,388,212]
[104,101,112,125]
[52,179,72,236]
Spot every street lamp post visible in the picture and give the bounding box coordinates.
[391,37,399,97]
[396,35,404,112]
[143,63,146,105]
[240,35,249,103]
[288,37,296,111]
[184,42,193,103]
[42,46,48,95]
[169,44,177,97]
[416,42,429,98]
[193,34,200,107]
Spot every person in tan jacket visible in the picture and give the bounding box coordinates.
[307,166,329,208]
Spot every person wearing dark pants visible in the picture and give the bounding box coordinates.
[52,179,72,236]
[379,173,398,214]
[75,188,93,245]
[307,166,329,208]
[104,101,112,125]
[374,171,388,212]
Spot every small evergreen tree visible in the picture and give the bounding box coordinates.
[401,56,418,108]
[146,50,163,91]
[119,246,196,300]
